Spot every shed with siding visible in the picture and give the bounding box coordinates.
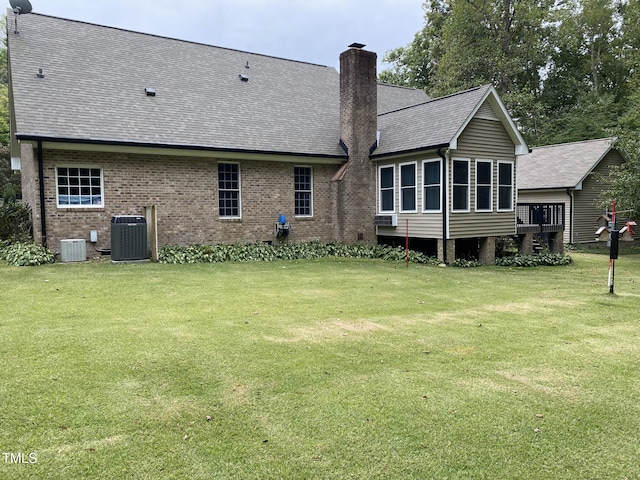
[517,138,626,244]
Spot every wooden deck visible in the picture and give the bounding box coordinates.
[517,203,565,234]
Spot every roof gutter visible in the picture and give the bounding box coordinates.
[370,142,451,161]
[36,139,47,247]
[15,134,347,161]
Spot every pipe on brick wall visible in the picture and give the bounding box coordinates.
[37,140,47,247]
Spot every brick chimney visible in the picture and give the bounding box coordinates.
[332,43,378,243]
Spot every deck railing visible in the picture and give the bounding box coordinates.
[516,203,565,234]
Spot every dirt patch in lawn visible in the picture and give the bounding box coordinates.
[264,320,387,343]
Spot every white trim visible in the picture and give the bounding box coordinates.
[399,161,418,213]
[27,141,344,165]
[422,158,442,213]
[448,86,528,156]
[55,165,104,209]
[497,160,514,212]
[294,165,313,217]
[378,164,396,213]
[217,161,242,219]
[451,157,470,213]
[475,159,493,212]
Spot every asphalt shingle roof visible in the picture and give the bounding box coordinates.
[375,85,492,156]
[517,138,615,190]
[6,12,470,158]
[9,13,345,156]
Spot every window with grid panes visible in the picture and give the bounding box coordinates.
[56,167,103,207]
[218,163,240,217]
[294,166,312,216]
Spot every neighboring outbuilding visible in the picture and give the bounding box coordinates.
[517,138,626,244]
[7,10,527,263]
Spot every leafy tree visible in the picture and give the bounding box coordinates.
[379,0,450,90]
[0,15,20,201]
[597,90,640,217]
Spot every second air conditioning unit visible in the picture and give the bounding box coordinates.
[111,215,148,261]
[373,214,398,227]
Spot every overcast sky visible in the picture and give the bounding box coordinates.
[20,0,425,71]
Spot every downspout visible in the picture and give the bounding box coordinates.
[37,140,47,247]
[437,146,448,263]
[566,188,573,244]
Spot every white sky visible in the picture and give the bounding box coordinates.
[19,0,425,71]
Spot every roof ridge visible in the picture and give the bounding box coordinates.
[378,84,487,117]
[530,137,615,151]
[377,82,425,92]
[26,12,334,69]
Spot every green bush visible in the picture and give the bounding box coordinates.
[2,184,17,203]
[452,258,482,268]
[0,202,32,242]
[0,241,55,266]
[495,253,572,267]
[159,242,441,266]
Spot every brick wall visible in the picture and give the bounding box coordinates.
[38,149,341,254]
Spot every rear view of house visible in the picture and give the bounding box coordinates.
[7,10,527,264]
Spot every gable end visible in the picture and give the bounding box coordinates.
[474,100,499,121]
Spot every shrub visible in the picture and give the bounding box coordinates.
[452,258,482,268]
[0,202,32,243]
[2,184,17,203]
[495,253,572,267]
[0,241,55,266]
[158,242,441,266]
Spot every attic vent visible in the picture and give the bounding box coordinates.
[239,74,249,82]
[475,100,499,121]
[145,87,156,97]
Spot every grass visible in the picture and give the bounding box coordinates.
[1,249,639,479]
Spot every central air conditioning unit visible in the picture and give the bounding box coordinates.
[60,239,87,262]
[374,214,398,227]
[111,215,148,261]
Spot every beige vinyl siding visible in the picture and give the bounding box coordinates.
[448,116,517,238]
[518,189,571,243]
[455,117,516,160]
[573,150,625,243]
[376,154,444,239]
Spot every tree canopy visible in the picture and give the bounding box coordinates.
[380,0,640,214]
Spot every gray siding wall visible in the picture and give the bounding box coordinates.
[375,115,518,240]
[448,117,517,239]
[573,149,625,243]
[376,154,443,239]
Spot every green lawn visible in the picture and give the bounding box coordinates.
[1,251,639,479]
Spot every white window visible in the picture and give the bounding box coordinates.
[452,158,470,212]
[294,166,313,217]
[56,167,103,208]
[378,165,395,213]
[400,162,417,212]
[475,159,493,212]
[498,161,514,211]
[422,159,441,212]
[218,162,241,218]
